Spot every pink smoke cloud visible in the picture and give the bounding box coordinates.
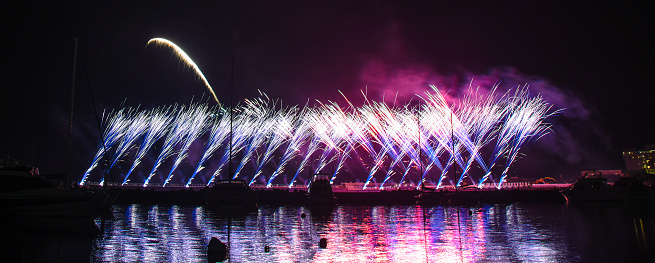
[355,54,614,177]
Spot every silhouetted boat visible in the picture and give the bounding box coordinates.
[559,171,650,202]
[1,166,110,217]
[560,177,621,202]
[614,176,654,208]
[203,58,257,214]
[307,173,334,206]
[205,179,257,211]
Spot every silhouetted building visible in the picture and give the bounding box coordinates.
[622,144,655,175]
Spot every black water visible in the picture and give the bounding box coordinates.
[2,203,654,262]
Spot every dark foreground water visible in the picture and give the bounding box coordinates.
[3,203,654,262]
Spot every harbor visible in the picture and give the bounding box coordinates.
[4,1,655,262]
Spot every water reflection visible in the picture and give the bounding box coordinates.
[93,204,207,262]
[90,204,654,262]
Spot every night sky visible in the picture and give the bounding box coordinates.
[3,1,654,181]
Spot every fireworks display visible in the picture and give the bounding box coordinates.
[79,85,558,189]
[146,38,220,105]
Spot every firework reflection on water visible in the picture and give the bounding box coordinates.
[89,204,655,262]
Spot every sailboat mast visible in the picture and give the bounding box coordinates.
[65,37,79,187]
[418,103,423,187]
[227,56,234,261]
[229,56,234,179]
[451,111,456,188]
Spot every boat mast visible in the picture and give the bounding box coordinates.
[65,37,79,187]
[228,56,234,261]
[451,111,456,189]
[229,56,233,180]
[418,102,423,189]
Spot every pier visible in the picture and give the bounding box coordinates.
[84,182,570,206]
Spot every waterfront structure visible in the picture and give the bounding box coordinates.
[623,144,655,175]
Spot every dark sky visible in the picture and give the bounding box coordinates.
[2,1,654,180]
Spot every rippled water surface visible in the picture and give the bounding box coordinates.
[4,203,654,262]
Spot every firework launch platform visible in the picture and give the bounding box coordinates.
[87,183,569,206]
